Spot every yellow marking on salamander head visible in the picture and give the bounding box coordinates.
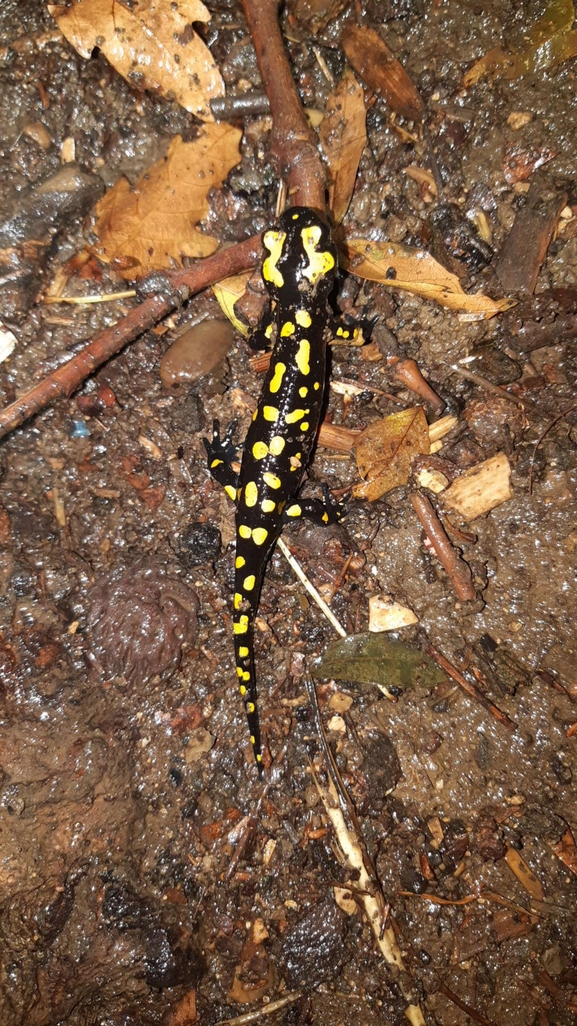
[269,362,286,393]
[263,406,279,422]
[244,481,258,507]
[225,484,237,501]
[252,527,268,545]
[285,408,308,424]
[262,229,286,288]
[261,499,276,513]
[243,574,256,591]
[236,555,246,568]
[263,472,281,489]
[295,338,310,375]
[295,309,312,328]
[286,504,302,517]
[238,524,252,539]
[280,322,295,337]
[233,615,249,634]
[301,225,336,283]
[252,441,269,460]
[269,435,285,455]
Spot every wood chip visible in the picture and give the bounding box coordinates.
[442,452,512,521]
[369,593,418,631]
[505,847,545,901]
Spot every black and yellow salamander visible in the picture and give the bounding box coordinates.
[204,206,348,776]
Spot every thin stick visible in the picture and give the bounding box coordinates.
[0,235,262,440]
[277,537,346,637]
[428,644,517,731]
[43,290,137,304]
[240,0,326,209]
[449,363,526,409]
[214,992,302,1025]
[411,490,476,602]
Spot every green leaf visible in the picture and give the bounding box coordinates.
[311,632,446,691]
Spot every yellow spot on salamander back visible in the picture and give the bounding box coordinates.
[239,684,247,695]
[225,484,237,501]
[262,229,286,288]
[269,435,285,455]
[252,527,268,546]
[280,322,295,337]
[242,671,250,681]
[295,338,310,375]
[247,702,255,713]
[285,408,308,424]
[264,323,274,339]
[261,499,276,513]
[238,524,252,539]
[286,504,302,517]
[238,646,249,658]
[263,472,281,489]
[300,421,309,431]
[313,381,321,390]
[263,406,279,422]
[244,481,258,507]
[295,309,312,328]
[301,225,335,284]
[234,593,243,609]
[243,575,256,591]
[237,667,244,677]
[252,441,269,460]
[250,735,256,745]
[236,555,246,568]
[269,362,286,393]
[299,386,308,397]
[233,615,249,634]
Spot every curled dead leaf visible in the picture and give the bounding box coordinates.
[353,406,429,501]
[341,24,424,122]
[93,128,242,279]
[319,69,367,226]
[340,237,515,318]
[49,0,223,121]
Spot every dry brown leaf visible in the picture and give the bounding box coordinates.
[548,827,577,877]
[212,273,251,336]
[48,0,223,122]
[463,0,577,87]
[319,69,367,226]
[341,24,424,122]
[352,407,429,501]
[93,128,242,279]
[340,237,514,319]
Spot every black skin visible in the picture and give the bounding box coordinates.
[204,207,349,776]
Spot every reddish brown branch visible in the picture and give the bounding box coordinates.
[0,235,262,440]
[388,356,445,413]
[428,644,517,732]
[241,0,326,209]
[410,490,476,602]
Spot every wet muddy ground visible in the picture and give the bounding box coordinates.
[0,1,576,1024]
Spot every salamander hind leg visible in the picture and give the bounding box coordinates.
[203,419,239,499]
[283,484,347,526]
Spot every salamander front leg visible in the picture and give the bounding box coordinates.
[283,484,347,526]
[203,419,239,501]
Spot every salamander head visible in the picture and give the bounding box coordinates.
[261,206,337,302]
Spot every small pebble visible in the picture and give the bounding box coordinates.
[160,319,234,387]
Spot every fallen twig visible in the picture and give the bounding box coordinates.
[213,991,302,1025]
[277,537,347,638]
[410,490,476,602]
[241,0,326,209]
[0,236,261,440]
[427,644,517,731]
